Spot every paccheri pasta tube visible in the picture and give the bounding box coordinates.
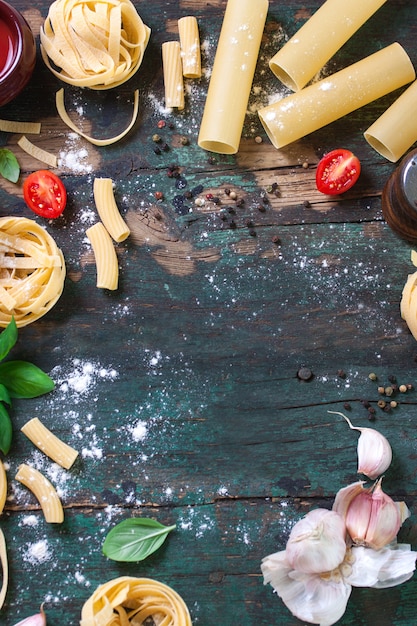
[21,417,79,470]
[178,16,201,79]
[15,464,64,523]
[364,81,417,162]
[162,41,185,110]
[0,216,66,328]
[258,43,415,150]
[198,0,268,154]
[86,222,119,290]
[269,0,388,91]
[80,576,192,626]
[40,0,150,89]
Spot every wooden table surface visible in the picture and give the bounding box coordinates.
[2,0,417,624]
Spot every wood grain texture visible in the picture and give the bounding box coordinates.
[1,0,417,624]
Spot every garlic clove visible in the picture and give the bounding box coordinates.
[329,411,392,479]
[285,508,347,574]
[333,479,401,550]
[13,605,46,626]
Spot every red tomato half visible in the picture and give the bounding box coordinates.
[316,149,361,195]
[23,170,67,218]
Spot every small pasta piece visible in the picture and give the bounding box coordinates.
[93,178,130,242]
[15,464,64,523]
[162,41,185,109]
[0,460,6,515]
[56,88,140,146]
[80,576,192,626]
[178,16,201,78]
[86,222,119,290]
[0,119,41,134]
[21,417,79,470]
[0,529,7,610]
[17,136,58,168]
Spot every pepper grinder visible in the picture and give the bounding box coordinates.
[382,149,417,243]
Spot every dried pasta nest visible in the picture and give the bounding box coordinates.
[0,216,66,328]
[80,576,192,626]
[40,0,151,89]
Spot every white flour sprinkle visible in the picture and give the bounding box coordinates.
[23,539,51,565]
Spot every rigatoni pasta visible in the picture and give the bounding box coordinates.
[93,178,130,242]
[0,529,7,610]
[15,464,64,523]
[258,43,415,150]
[80,576,192,626]
[364,81,417,162]
[268,0,388,91]
[178,16,201,78]
[21,417,79,470]
[162,41,185,109]
[86,222,119,290]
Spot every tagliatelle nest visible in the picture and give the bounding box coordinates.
[40,0,151,89]
[0,216,66,328]
[80,576,192,626]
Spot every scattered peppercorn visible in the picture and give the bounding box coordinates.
[390,401,398,408]
[272,235,281,245]
[368,372,377,381]
[180,135,189,145]
[248,229,256,237]
[161,143,170,152]
[154,191,164,201]
[152,133,161,143]
[236,198,245,207]
[212,196,221,204]
[303,199,311,208]
[377,386,385,394]
[157,120,166,129]
[257,204,266,213]
[153,146,162,155]
[229,191,237,200]
[297,367,313,381]
[245,219,254,228]
[377,400,386,409]
[254,136,263,144]
[229,220,237,229]
[384,386,394,396]
[302,161,309,169]
[388,375,397,383]
[368,412,376,421]
[337,369,346,379]
[224,188,231,195]
[343,402,351,411]
[399,384,408,393]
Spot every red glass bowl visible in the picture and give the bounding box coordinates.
[0,0,36,107]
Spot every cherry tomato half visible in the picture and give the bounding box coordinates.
[23,170,67,218]
[315,149,361,195]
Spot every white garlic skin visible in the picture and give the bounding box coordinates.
[285,508,347,574]
[13,605,46,626]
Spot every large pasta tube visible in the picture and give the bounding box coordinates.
[198,0,268,154]
[162,41,185,110]
[178,16,201,78]
[364,81,417,162]
[269,0,388,91]
[258,43,415,150]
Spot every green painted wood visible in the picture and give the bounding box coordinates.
[1,0,417,624]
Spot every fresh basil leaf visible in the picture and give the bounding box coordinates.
[0,403,12,454]
[0,317,17,362]
[0,384,11,406]
[0,360,55,398]
[102,518,176,562]
[0,148,20,183]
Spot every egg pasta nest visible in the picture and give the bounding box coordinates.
[0,216,66,327]
[40,0,151,89]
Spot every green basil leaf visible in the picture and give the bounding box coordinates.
[0,403,12,454]
[102,518,176,562]
[0,360,55,398]
[0,384,11,406]
[0,148,20,183]
[0,317,17,362]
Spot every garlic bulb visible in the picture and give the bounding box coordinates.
[329,411,392,479]
[285,508,347,574]
[13,605,46,626]
[333,479,403,550]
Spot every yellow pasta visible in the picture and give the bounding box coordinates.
[15,464,64,523]
[198,0,268,154]
[258,43,415,150]
[86,222,119,290]
[40,0,150,89]
[162,42,185,110]
[364,81,417,162]
[93,178,130,242]
[178,16,201,79]
[17,135,58,168]
[80,576,192,626]
[269,0,388,91]
[0,529,7,610]
[0,216,66,328]
[21,417,79,470]
[56,88,140,146]
[400,251,417,341]
[0,460,6,516]
[0,119,41,134]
